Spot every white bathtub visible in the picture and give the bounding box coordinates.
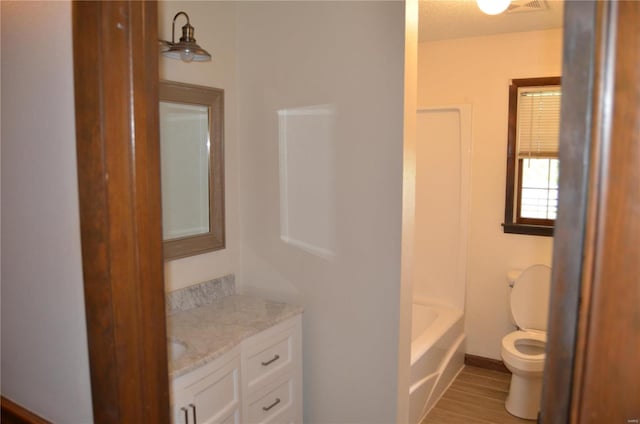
[409,301,466,424]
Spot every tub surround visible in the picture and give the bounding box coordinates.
[167,292,303,379]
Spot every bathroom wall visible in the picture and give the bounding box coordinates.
[158,1,240,292]
[235,2,405,422]
[0,1,94,421]
[417,29,562,359]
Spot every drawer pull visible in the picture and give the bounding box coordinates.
[262,397,281,412]
[181,407,188,424]
[261,354,280,366]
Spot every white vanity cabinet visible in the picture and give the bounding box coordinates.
[170,313,302,424]
[171,346,242,424]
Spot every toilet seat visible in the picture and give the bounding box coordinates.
[501,330,546,373]
[510,265,551,332]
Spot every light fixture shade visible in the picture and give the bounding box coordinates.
[162,43,211,62]
[160,11,212,62]
[476,0,511,15]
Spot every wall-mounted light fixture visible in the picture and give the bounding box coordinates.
[159,11,211,62]
[476,0,511,15]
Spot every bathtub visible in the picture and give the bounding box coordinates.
[409,301,466,424]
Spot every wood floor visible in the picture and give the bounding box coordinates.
[421,366,533,424]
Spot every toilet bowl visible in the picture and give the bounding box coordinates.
[501,264,551,420]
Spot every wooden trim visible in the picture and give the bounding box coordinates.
[73,2,170,423]
[464,354,510,374]
[502,223,554,237]
[504,82,518,226]
[540,1,596,421]
[515,158,524,223]
[539,0,640,422]
[1,397,51,424]
[503,77,561,237]
[568,4,613,420]
[570,1,640,422]
[518,218,555,227]
[511,77,562,88]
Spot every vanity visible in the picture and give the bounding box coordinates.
[166,283,303,424]
[160,81,303,423]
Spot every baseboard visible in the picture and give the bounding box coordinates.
[465,353,510,374]
[1,396,50,424]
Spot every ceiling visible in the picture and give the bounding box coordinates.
[419,0,564,42]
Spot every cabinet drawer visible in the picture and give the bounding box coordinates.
[247,375,294,424]
[245,328,293,391]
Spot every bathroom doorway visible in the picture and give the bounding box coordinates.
[70,1,639,422]
[403,1,640,422]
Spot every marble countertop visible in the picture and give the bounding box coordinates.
[167,294,303,379]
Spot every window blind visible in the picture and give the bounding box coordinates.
[516,85,562,158]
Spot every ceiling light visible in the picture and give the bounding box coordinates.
[476,0,511,15]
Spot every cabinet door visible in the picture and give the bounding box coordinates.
[171,383,193,424]
[172,350,242,424]
[186,356,241,424]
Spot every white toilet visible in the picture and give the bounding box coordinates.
[501,264,551,420]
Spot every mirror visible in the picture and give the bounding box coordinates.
[159,81,225,260]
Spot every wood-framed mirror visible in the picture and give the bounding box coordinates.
[159,81,225,260]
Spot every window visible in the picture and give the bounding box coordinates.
[503,77,561,236]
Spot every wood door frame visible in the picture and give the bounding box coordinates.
[72,1,170,422]
[542,1,640,422]
[71,1,638,422]
[571,1,640,419]
[539,1,598,421]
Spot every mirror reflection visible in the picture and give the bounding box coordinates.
[160,101,210,239]
[159,81,225,260]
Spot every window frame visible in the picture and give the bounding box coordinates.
[503,76,561,237]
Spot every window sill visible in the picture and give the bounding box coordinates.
[502,222,554,237]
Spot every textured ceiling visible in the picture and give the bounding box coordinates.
[419,0,564,42]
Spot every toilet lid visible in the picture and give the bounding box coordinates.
[511,264,551,331]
